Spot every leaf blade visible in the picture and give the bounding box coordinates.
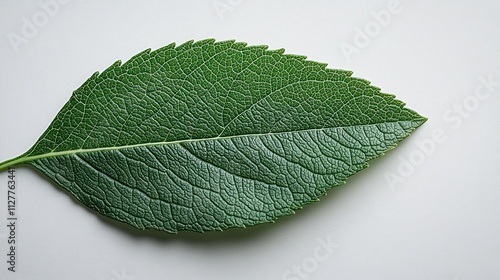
[0,39,426,232]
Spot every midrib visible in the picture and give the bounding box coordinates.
[0,119,422,170]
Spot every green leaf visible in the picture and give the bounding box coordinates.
[0,39,426,233]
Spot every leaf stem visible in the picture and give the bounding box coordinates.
[0,156,26,171]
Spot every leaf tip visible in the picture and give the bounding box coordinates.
[414,115,428,127]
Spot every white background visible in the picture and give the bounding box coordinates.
[1,1,499,279]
